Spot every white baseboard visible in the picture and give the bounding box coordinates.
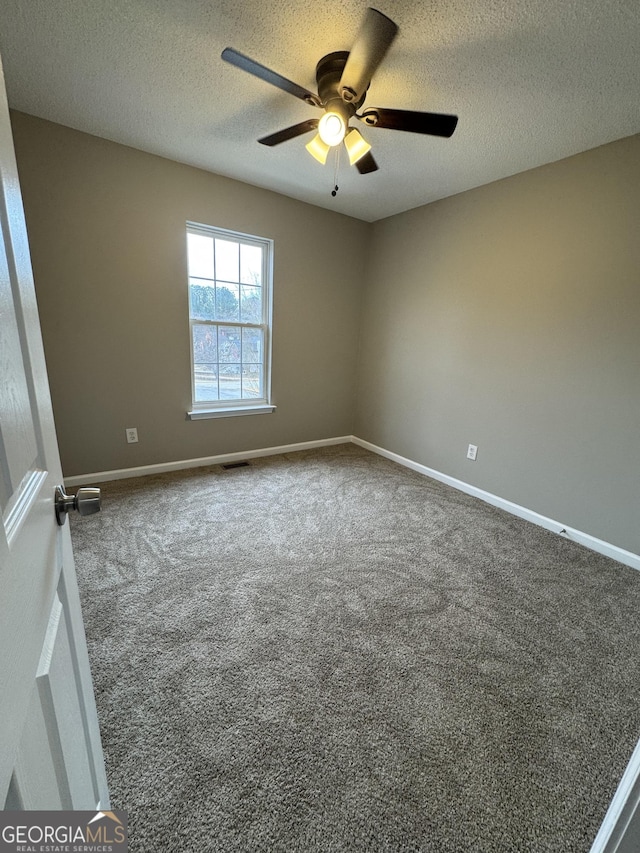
[64,436,352,487]
[66,433,639,572]
[351,436,640,572]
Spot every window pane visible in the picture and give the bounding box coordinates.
[189,280,215,320]
[242,327,263,363]
[242,364,262,398]
[187,233,214,279]
[218,326,241,363]
[194,365,219,402]
[219,363,241,400]
[215,239,239,282]
[240,244,262,285]
[240,285,262,323]
[192,324,217,362]
[215,283,239,321]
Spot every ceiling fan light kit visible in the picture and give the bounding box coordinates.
[318,111,347,146]
[344,128,371,166]
[222,7,458,178]
[305,133,330,165]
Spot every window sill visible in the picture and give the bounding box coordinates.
[187,404,276,420]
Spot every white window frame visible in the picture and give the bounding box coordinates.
[186,221,275,420]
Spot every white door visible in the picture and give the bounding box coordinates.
[0,53,109,810]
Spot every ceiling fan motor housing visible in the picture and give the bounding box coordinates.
[316,51,366,119]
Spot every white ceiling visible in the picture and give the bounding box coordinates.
[0,0,638,222]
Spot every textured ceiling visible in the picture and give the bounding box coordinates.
[0,0,638,221]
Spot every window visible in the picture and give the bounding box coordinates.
[186,222,274,419]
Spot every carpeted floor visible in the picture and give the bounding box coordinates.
[71,444,640,852]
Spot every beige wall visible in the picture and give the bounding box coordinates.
[354,134,640,554]
[10,111,640,554]
[11,112,368,477]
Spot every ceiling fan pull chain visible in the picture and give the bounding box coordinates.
[331,145,340,196]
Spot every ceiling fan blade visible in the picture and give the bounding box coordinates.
[359,108,458,138]
[258,119,320,146]
[221,48,321,107]
[339,8,398,104]
[355,151,379,174]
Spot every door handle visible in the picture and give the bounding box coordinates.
[55,485,101,526]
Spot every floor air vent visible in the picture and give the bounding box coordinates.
[221,461,250,470]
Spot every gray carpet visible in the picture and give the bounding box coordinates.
[70,444,640,852]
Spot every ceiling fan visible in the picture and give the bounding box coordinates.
[221,7,458,175]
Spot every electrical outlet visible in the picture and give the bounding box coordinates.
[467,444,478,461]
[126,427,138,444]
